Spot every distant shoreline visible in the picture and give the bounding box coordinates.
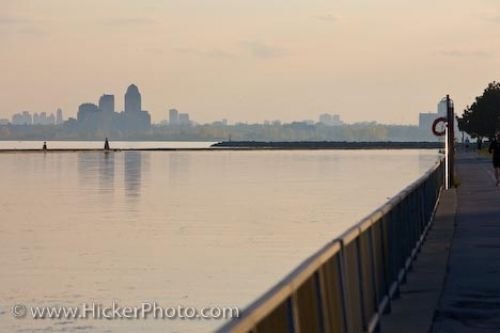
[0,148,215,153]
[211,141,444,149]
[0,141,444,152]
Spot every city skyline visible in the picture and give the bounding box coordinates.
[0,79,481,126]
[2,1,500,125]
[8,109,64,126]
[0,85,451,127]
[1,82,346,126]
[76,84,151,132]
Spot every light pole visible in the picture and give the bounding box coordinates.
[446,95,455,187]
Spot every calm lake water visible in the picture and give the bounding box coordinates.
[0,149,440,333]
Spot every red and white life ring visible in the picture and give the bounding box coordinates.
[432,117,447,136]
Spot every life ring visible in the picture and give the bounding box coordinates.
[432,117,447,136]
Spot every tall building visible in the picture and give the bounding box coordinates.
[34,112,48,125]
[178,113,191,126]
[124,84,141,113]
[319,113,343,126]
[56,108,64,125]
[78,103,99,122]
[418,111,439,131]
[48,113,55,125]
[12,111,32,125]
[419,97,457,134]
[169,109,191,126]
[437,97,448,116]
[74,84,151,132]
[122,84,151,130]
[169,108,179,125]
[22,111,32,124]
[99,94,115,113]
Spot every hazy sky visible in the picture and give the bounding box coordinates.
[1,0,500,124]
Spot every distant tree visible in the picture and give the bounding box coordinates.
[458,81,500,139]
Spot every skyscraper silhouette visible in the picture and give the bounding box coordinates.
[169,108,179,125]
[99,94,115,113]
[77,103,99,122]
[124,84,141,113]
[73,84,151,132]
[56,108,63,125]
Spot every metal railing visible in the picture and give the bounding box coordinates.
[217,159,445,333]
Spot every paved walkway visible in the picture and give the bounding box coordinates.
[381,151,500,333]
[380,187,456,333]
[432,152,500,332]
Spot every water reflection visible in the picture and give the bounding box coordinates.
[124,151,142,198]
[78,153,98,186]
[98,152,115,193]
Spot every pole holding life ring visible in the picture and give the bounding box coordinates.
[432,117,447,136]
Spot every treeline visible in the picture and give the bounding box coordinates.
[458,81,500,139]
[0,122,437,142]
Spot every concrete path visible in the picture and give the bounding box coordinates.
[380,188,457,333]
[432,152,500,332]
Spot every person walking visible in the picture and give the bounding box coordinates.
[104,137,110,151]
[42,141,47,151]
[488,133,500,186]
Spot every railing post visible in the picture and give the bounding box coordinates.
[312,271,327,333]
[380,214,392,314]
[291,292,301,333]
[355,237,368,332]
[287,297,297,333]
[337,252,351,333]
[368,222,382,333]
